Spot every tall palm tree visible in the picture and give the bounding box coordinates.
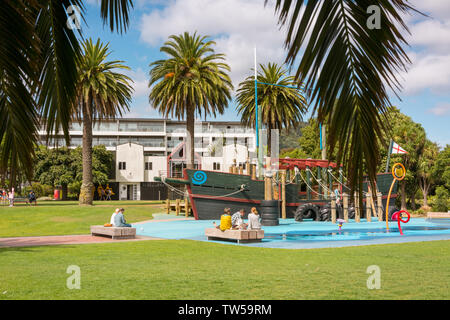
[236,63,307,156]
[267,0,420,197]
[74,38,133,205]
[0,0,133,188]
[149,32,233,169]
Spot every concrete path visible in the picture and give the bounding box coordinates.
[0,234,163,248]
[0,215,194,249]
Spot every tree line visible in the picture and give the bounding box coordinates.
[281,107,450,213]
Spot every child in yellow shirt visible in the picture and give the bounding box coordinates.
[213,208,232,231]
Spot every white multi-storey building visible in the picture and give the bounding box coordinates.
[39,119,256,200]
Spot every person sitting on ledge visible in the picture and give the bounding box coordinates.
[231,209,248,230]
[247,207,261,230]
[213,208,232,231]
[113,208,132,227]
[110,208,120,225]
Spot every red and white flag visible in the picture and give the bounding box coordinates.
[391,141,408,154]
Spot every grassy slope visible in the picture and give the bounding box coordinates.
[0,201,163,237]
[0,240,448,300]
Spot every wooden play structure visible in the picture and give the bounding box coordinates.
[165,198,192,217]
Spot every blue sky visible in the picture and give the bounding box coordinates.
[81,0,450,148]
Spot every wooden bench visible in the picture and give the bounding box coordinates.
[2,197,35,205]
[14,197,29,203]
[90,225,136,240]
[205,228,264,244]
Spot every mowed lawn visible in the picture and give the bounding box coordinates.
[0,202,448,300]
[0,200,163,237]
[0,240,449,300]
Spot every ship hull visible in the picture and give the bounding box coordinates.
[183,169,397,220]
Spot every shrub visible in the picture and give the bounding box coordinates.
[23,182,54,198]
[432,186,449,212]
[412,208,425,216]
[68,181,82,197]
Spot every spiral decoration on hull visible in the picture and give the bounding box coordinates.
[192,171,207,185]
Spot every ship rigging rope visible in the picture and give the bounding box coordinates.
[326,169,375,196]
[271,168,301,185]
[160,177,246,199]
[269,167,375,198]
[271,173,297,185]
[298,171,328,197]
[306,168,332,196]
[326,169,352,193]
[272,169,331,197]
[160,178,189,197]
[188,186,246,200]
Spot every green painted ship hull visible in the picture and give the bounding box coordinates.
[182,169,397,220]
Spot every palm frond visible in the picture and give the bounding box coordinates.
[100,0,134,34]
[37,0,84,144]
[268,0,420,197]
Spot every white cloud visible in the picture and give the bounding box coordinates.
[124,67,149,98]
[407,20,450,53]
[402,52,450,95]
[138,0,288,88]
[429,102,450,116]
[410,0,450,21]
[397,1,450,96]
[136,0,450,97]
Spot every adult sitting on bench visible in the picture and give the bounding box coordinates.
[247,207,261,230]
[27,191,37,206]
[113,208,132,227]
[231,209,248,230]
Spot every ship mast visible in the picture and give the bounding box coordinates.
[255,48,263,179]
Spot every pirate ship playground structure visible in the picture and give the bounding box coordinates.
[154,50,399,224]
[155,158,398,224]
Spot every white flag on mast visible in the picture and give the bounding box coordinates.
[391,141,408,154]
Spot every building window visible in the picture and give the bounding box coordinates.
[119,162,126,170]
[213,162,221,171]
[145,162,153,171]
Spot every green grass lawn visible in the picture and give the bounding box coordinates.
[0,200,164,237]
[0,202,448,300]
[0,240,448,300]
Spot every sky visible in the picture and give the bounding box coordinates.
[81,0,450,148]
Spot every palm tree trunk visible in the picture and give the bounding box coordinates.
[79,99,94,205]
[186,103,195,169]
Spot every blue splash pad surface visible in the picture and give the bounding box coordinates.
[133,218,450,249]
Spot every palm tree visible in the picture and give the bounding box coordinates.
[74,38,133,205]
[0,0,133,189]
[149,32,233,169]
[267,0,420,197]
[236,63,307,156]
